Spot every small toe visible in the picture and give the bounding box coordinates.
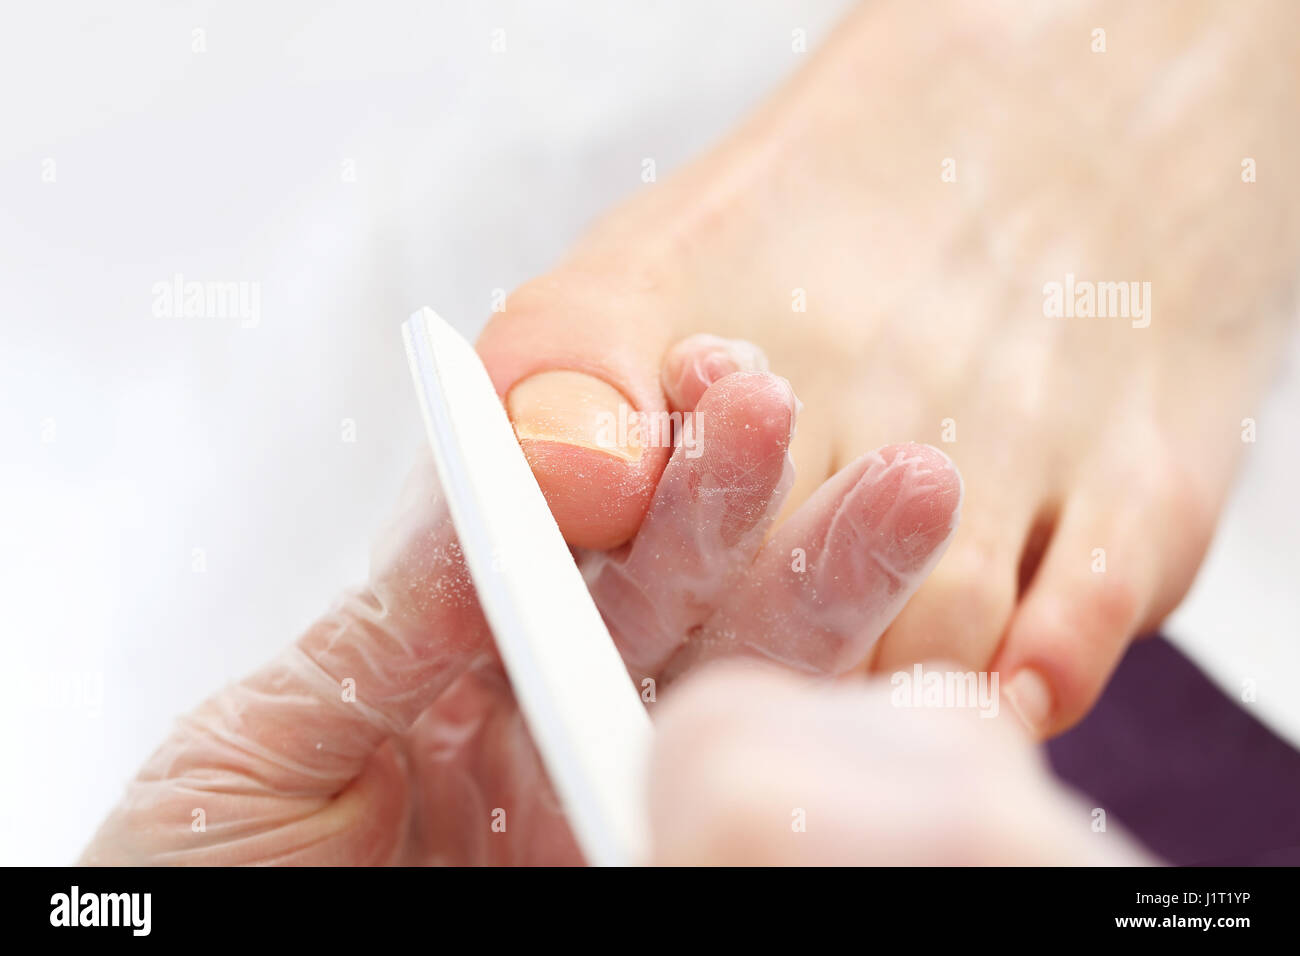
[660,333,771,412]
[993,492,1153,738]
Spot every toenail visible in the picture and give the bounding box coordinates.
[696,349,741,387]
[507,370,643,462]
[702,338,768,381]
[1004,668,1052,735]
[663,335,772,410]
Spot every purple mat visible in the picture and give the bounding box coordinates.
[1046,634,1300,865]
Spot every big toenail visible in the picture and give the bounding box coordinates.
[507,370,643,462]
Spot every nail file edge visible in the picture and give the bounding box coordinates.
[401,308,652,867]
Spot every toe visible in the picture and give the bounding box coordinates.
[660,333,771,412]
[869,520,1023,678]
[993,491,1152,738]
[477,273,677,550]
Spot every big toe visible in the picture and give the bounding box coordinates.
[477,274,676,550]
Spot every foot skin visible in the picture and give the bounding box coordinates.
[81,355,960,865]
[478,0,1300,737]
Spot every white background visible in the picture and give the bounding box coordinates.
[2,1,1296,865]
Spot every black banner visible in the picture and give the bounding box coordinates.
[5,865,1287,942]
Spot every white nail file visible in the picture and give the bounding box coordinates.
[402,308,652,867]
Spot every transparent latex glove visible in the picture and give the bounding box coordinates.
[651,662,1152,866]
[81,338,961,865]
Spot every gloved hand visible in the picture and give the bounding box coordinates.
[650,662,1151,865]
[82,336,962,865]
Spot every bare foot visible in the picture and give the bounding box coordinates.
[477,0,1300,736]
